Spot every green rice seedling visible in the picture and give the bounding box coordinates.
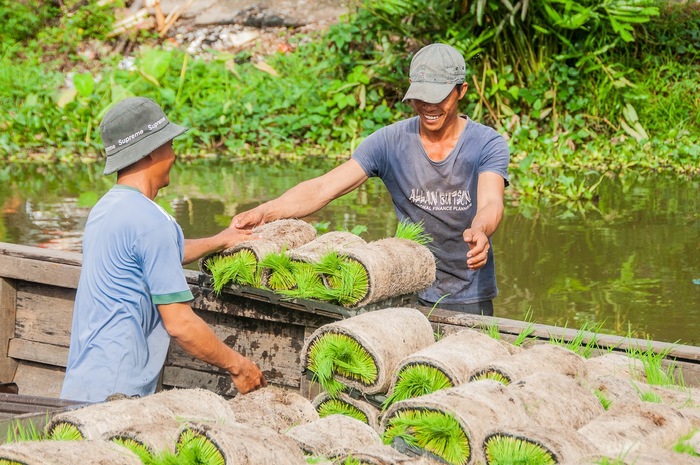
[549,321,603,358]
[483,433,557,465]
[339,457,362,465]
[512,308,536,346]
[469,369,511,386]
[4,418,44,443]
[383,364,452,408]
[278,261,327,300]
[332,259,369,306]
[314,252,369,306]
[485,321,502,341]
[394,220,433,246]
[206,250,261,292]
[672,431,700,457]
[112,437,154,464]
[627,342,686,388]
[306,333,378,397]
[638,389,662,403]
[316,398,369,424]
[47,422,84,441]
[154,429,225,465]
[594,389,613,410]
[383,409,469,465]
[259,250,297,291]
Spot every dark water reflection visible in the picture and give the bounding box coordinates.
[2,160,698,346]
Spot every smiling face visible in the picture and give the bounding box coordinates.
[410,84,468,137]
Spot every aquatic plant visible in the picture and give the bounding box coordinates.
[383,409,469,465]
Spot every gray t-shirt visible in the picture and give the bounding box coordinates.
[352,116,509,305]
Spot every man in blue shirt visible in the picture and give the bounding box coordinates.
[231,44,510,316]
[62,97,266,402]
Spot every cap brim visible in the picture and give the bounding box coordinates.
[103,122,188,175]
[402,82,456,104]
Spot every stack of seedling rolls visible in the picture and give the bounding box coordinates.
[299,310,700,465]
[201,219,437,308]
[2,340,699,464]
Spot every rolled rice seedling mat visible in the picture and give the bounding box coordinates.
[285,414,383,459]
[505,371,605,430]
[46,388,235,441]
[313,391,381,433]
[577,401,694,458]
[331,444,445,465]
[177,421,307,465]
[0,439,142,464]
[381,380,531,465]
[680,406,700,429]
[467,343,588,385]
[584,375,700,412]
[200,219,317,275]
[575,448,700,465]
[288,231,367,264]
[226,385,319,433]
[583,375,647,408]
[385,329,513,406]
[585,352,647,382]
[334,237,436,307]
[302,307,436,396]
[481,425,598,465]
[106,419,181,461]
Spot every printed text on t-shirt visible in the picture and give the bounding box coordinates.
[409,189,472,211]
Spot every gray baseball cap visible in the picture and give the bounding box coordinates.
[403,43,466,104]
[99,97,188,175]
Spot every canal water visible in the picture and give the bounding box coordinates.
[2,159,698,346]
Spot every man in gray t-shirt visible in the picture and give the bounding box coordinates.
[232,43,509,315]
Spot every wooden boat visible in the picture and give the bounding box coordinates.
[2,241,699,438]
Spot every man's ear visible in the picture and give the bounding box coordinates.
[458,83,468,99]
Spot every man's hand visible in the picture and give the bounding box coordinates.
[229,357,267,394]
[215,227,256,250]
[230,208,266,230]
[463,228,490,270]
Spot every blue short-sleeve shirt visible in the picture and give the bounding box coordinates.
[352,116,510,305]
[61,185,193,402]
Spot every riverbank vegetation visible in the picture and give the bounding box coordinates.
[1,0,699,207]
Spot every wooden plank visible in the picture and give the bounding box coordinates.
[188,284,337,328]
[0,278,18,383]
[161,365,237,397]
[0,243,82,266]
[0,255,80,289]
[165,310,304,389]
[11,362,66,398]
[423,307,700,363]
[15,283,74,347]
[8,339,69,368]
